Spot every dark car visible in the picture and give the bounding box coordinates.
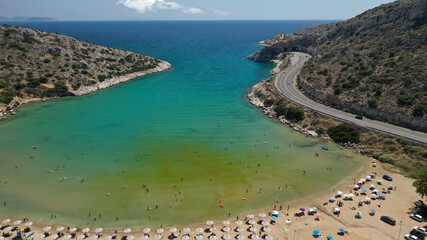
[383,175,393,181]
[355,115,364,120]
[381,216,396,226]
[415,200,425,208]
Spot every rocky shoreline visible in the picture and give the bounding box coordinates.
[0,61,171,121]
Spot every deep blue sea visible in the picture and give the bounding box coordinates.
[0,21,365,228]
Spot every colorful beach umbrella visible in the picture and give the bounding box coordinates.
[299,208,306,212]
[338,228,345,232]
[313,230,320,234]
[370,209,376,213]
[327,236,333,239]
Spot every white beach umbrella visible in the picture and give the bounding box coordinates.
[37,234,46,240]
[2,219,10,224]
[206,220,214,225]
[154,235,162,240]
[208,236,217,240]
[104,236,112,240]
[358,180,363,184]
[57,227,65,232]
[141,236,149,240]
[51,234,58,239]
[4,227,12,232]
[222,221,230,226]
[261,221,269,226]
[183,228,190,233]
[246,214,254,219]
[259,213,266,218]
[249,227,257,232]
[69,228,77,233]
[65,235,72,240]
[370,184,375,188]
[143,228,151,234]
[265,236,273,240]
[127,235,134,240]
[181,236,189,240]
[124,228,132,234]
[78,235,85,240]
[13,220,22,225]
[209,228,217,233]
[236,227,244,233]
[237,235,245,240]
[251,235,260,240]
[43,227,52,232]
[348,193,355,197]
[263,227,271,233]
[248,220,256,225]
[222,234,231,240]
[222,227,231,232]
[0,237,5,240]
[156,228,164,234]
[82,228,90,233]
[196,228,204,233]
[95,228,103,233]
[336,191,343,195]
[25,222,33,227]
[195,235,203,240]
[235,221,243,226]
[366,175,371,179]
[91,235,98,240]
[170,228,177,233]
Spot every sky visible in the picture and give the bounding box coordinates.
[0,0,396,21]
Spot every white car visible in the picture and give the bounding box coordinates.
[413,226,427,236]
[410,214,425,222]
[404,234,419,240]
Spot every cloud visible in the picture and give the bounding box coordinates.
[211,8,229,16]
[118,0,203,14]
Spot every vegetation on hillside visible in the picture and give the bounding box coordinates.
[327,124,360,144]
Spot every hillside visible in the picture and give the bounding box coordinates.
[0,25,170,116]
[249,0,426,131]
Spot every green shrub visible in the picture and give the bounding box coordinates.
[368,99,378,108]
[285,107,305,121]
[264,99,274,107]
[412,104,425,117]
[397,95,414,106]
[0,91,15,104]
[327,124,360,143]
[274,105,287,116]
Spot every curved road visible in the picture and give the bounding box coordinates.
[275,52,427,144]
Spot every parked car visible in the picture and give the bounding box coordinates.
[411,214,425,222]
[405,234,419,240]
[380,216,396,226]
[414,226,427,236]
[355,115,364,120]
[383,174,393,181]
[415,200,425,208]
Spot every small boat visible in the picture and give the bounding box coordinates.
[322,146,328,151]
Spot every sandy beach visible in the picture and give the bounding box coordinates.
[0,159,421,240]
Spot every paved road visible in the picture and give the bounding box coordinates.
[275,52,427,144]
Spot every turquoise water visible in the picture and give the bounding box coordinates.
[0,21,365,228]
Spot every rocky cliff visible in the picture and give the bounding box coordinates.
[249,0,426,131]
[0,25,170,117]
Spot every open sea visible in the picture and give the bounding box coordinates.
[0,21,366,228]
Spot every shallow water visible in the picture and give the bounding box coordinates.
[0,21,365,228]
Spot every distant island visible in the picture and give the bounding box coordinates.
[249,0,426,131]
[0,16,59,22]
[0,25,171,119]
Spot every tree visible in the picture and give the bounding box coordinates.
[327,124,360,143]
[413,167,427,198]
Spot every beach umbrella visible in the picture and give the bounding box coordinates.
[156,229,164,234]
[43,227,52,232]
[170,228,177,233]
[69,228,77,232]
[25,222,33,227]
[259,213,266,218]
[251,235,260,240]
[356,211,362,215]
[104,236,112,240]
[247,214,254,219]
[223,221,230,226]
[154,235,162,240]
[313,230,320,234]
[329,197,335,201]
[265,236,273,240]
[196,228,204,233]
[362,190,368,193]
[222,234,231,240]
[183,228,190,233]
[236,235,245,240]
[51,235,58,239]
[124,228,132,234]
[358,180,363,184]
[353,185,359,189]
[327,236,333,240]
[141,237,149,240]
[263,227,271,233]
[37,234,46,240]
[366,175,371,179]
[236,227,244,232]
[333,208,340,212]
[78,235,85,240]
[90,236,98,240]
[338,228,345,232]
[143,228,151,234]
[248,220,256,225]
[95,228,103,233]
[249,227,257,232]
[348,193,355,197]
[65,235,73,240]
[222,227,231,232]
[210,228,218,233]
[360,178,366,182]
[82,228,90,233]
[127,235,134,240]
[181,237,189,240]
[195,235,203,240]
[206,220,214,225]
[208,236,217,240]
[57,227,65,232]
[235,221,243,226]
[4,227,12,232]
[271,215,277,220]
[370,209,376,213]
[336,191,343,195]
[370,184,375,188]
[2,219,10,224]
[261,221,269,226]
[272,211,279,215]
[13,220,22,225]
